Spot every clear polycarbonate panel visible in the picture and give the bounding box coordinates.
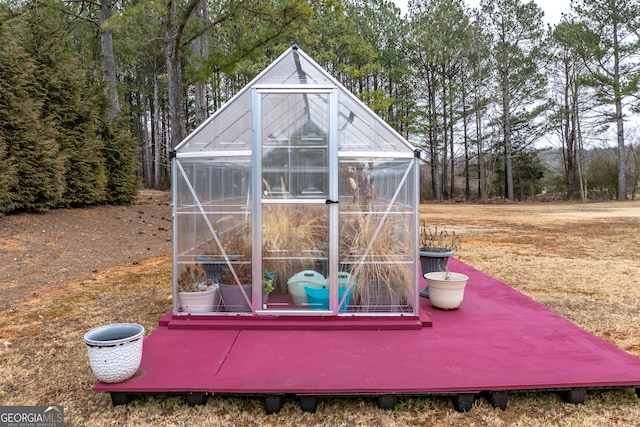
[262,204,329,302]
[178,90,253,153]
[176,47,412,155]
[261,92,329,198]
[338,92,411,153]
[337,157,417,314]
[256,48,332,86]
[174,157,253,313]
[177,48,334,154]
[172,46,419,316]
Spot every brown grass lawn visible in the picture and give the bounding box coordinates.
[1,198,640,426]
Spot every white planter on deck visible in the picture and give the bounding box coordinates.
[84,323,144,383]
[424,272,468,310]
[179,284,220,313]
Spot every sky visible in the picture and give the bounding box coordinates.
[392,0,572,24]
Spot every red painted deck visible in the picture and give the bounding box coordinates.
[94,259,640,401]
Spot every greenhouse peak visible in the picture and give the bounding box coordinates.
[174,46,414,155]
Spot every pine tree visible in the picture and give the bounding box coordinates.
[572,0,640,200]
[101,114,141,205]
[24,2,109,207]
[0,27,22,212]
[0,15,64,212]
[481,0,549,201]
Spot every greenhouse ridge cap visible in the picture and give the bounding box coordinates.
[175,150,251,158]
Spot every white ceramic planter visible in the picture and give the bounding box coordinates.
[179,284,220,313]
[424,272,468,310]
[84,323,144,383]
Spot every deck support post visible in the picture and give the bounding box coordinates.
[110,392,133,406]
[185,392,208,407]
[486,391,509,410]
[264,394,284,414]
[377,394,398,410]
[451,393,476,412]
[561,388,586,404]
[299,396,318,413]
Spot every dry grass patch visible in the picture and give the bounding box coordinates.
[1,200,640,425]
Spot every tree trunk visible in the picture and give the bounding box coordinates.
[462,82,470,200]
[613,19,627,200]
[502,70,514,201]
[427,68,441,201]
[164,0,195,148]
[615,100,627,200]
[142,91,153,187]
[441,68,448,199]
[474,77,485,201]
[563,61,575,200]
[192,0,209,125]
[153,74,162,190]
[576,98,587,201]
[100,0,120,120]
[449,90,455,199]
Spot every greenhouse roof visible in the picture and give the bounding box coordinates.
[174,45,414,155]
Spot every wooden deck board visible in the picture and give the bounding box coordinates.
[94,259,640,396]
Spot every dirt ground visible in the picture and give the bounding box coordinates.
[0,190,173,312]
[1,192,640,426]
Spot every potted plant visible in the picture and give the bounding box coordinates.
[212,225,255,312]
[197,222,244,282]
[177,264,220,313]
[424,269,468,310]
[206,222,279,312]
[261,269,276,309]
[218,265,275,312]
[419,222,461,297]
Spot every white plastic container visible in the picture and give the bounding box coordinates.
[287,270,325,306]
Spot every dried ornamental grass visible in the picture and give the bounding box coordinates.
[343,212,413,310]
[262,204,327,291]
[419,222,461,253]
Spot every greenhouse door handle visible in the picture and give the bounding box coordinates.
[325,199,339,204]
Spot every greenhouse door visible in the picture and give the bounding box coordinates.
[255,88,341,314]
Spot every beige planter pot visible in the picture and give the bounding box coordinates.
[424,272,468,310]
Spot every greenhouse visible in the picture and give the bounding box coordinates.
[172,45,420,317]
